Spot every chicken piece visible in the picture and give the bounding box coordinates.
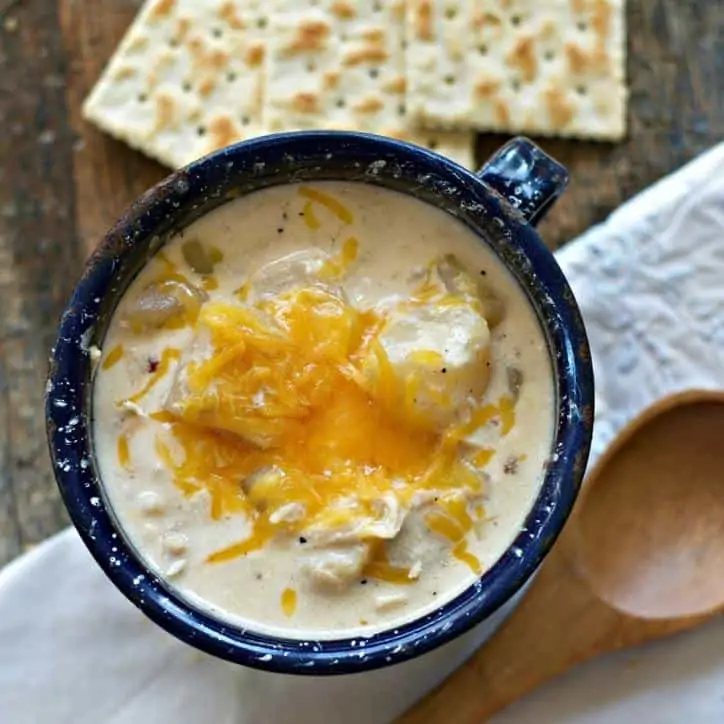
[364,296,491,431]
[304,493,407,546]
[163,302,306,448]
[245,249,343,303]
[433,254,505,328]
[375,593,409,611]
[301,544,370,591]
[299,494,408,592]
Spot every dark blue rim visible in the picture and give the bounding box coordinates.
[46,131,593,675]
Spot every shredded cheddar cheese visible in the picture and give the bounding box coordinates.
[127,348,181,404]
[281,587,298,617]
[299,186,354,224]
[425,495,485,573]
[499,396,516,435]
[102,344,124,370]
[302,200,320,230]
[471,448,495,468]
[363,542,416,585]
[147,285,516,579]
[133,236,518,583]
[117,434,131,471]
[319,236,359,279]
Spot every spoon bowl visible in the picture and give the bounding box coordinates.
[574,393,724,620]
[402,389,724,723]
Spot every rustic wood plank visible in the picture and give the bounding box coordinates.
[60,0,167,257]
[0,0,82,566]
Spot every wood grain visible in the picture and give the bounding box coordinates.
[0,0,722,571]
[401,391,724,722]
[0,0,80,563]
[59,0,167,257]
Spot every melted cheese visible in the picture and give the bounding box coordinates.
[102,344,124,370]
[281,587,298,617]
[302,201,320,230]
[155,285,514,577]
[117,434,130,471]
[299,186,354,224]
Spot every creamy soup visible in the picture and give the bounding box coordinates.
[92,181,553,639]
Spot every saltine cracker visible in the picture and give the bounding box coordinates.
[406,0,627,140]
[83,0,268,168]
[262,1,475,167]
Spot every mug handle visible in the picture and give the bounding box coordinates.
[476,137,569,227]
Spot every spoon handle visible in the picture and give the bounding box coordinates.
[398,543,627,723]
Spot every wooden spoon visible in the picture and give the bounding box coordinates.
[401,389,724,723]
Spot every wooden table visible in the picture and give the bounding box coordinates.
[0,0,722,568]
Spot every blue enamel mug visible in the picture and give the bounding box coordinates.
[46,132,593,675]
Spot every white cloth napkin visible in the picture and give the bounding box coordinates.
[2,143,724,724]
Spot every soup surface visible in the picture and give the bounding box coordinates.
[93,181,553,638]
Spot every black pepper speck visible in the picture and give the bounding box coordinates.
[503,455,520,475]
[299,536,307,544]
[277,227,284,234]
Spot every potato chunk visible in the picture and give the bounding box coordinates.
[245,249,343,302]
[365,297,491,430]
[122,279,206,332]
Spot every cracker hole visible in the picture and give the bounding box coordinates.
[544,50,555,61]
[373,1,383,11]
[401,39,408,50]
[197,126,207,137]
[257,17,268,29]
[445,7,458,20]
[444,74,456,85]
[307,60,317,72]
[241,116,251,126]
[577,20,588,31]
[169,38,180,48]
[511,79,521,91]
[336,99,346,108]
[576,85,588,96]
[511,14,522,26]
[428,140,439,150]
[182,81,192,93]
[212,28,223,39]
[137,93,148,103]
[227,71,237,82]
[478,44,488,55]
[398,103,406,115]
[369,67,379,79]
